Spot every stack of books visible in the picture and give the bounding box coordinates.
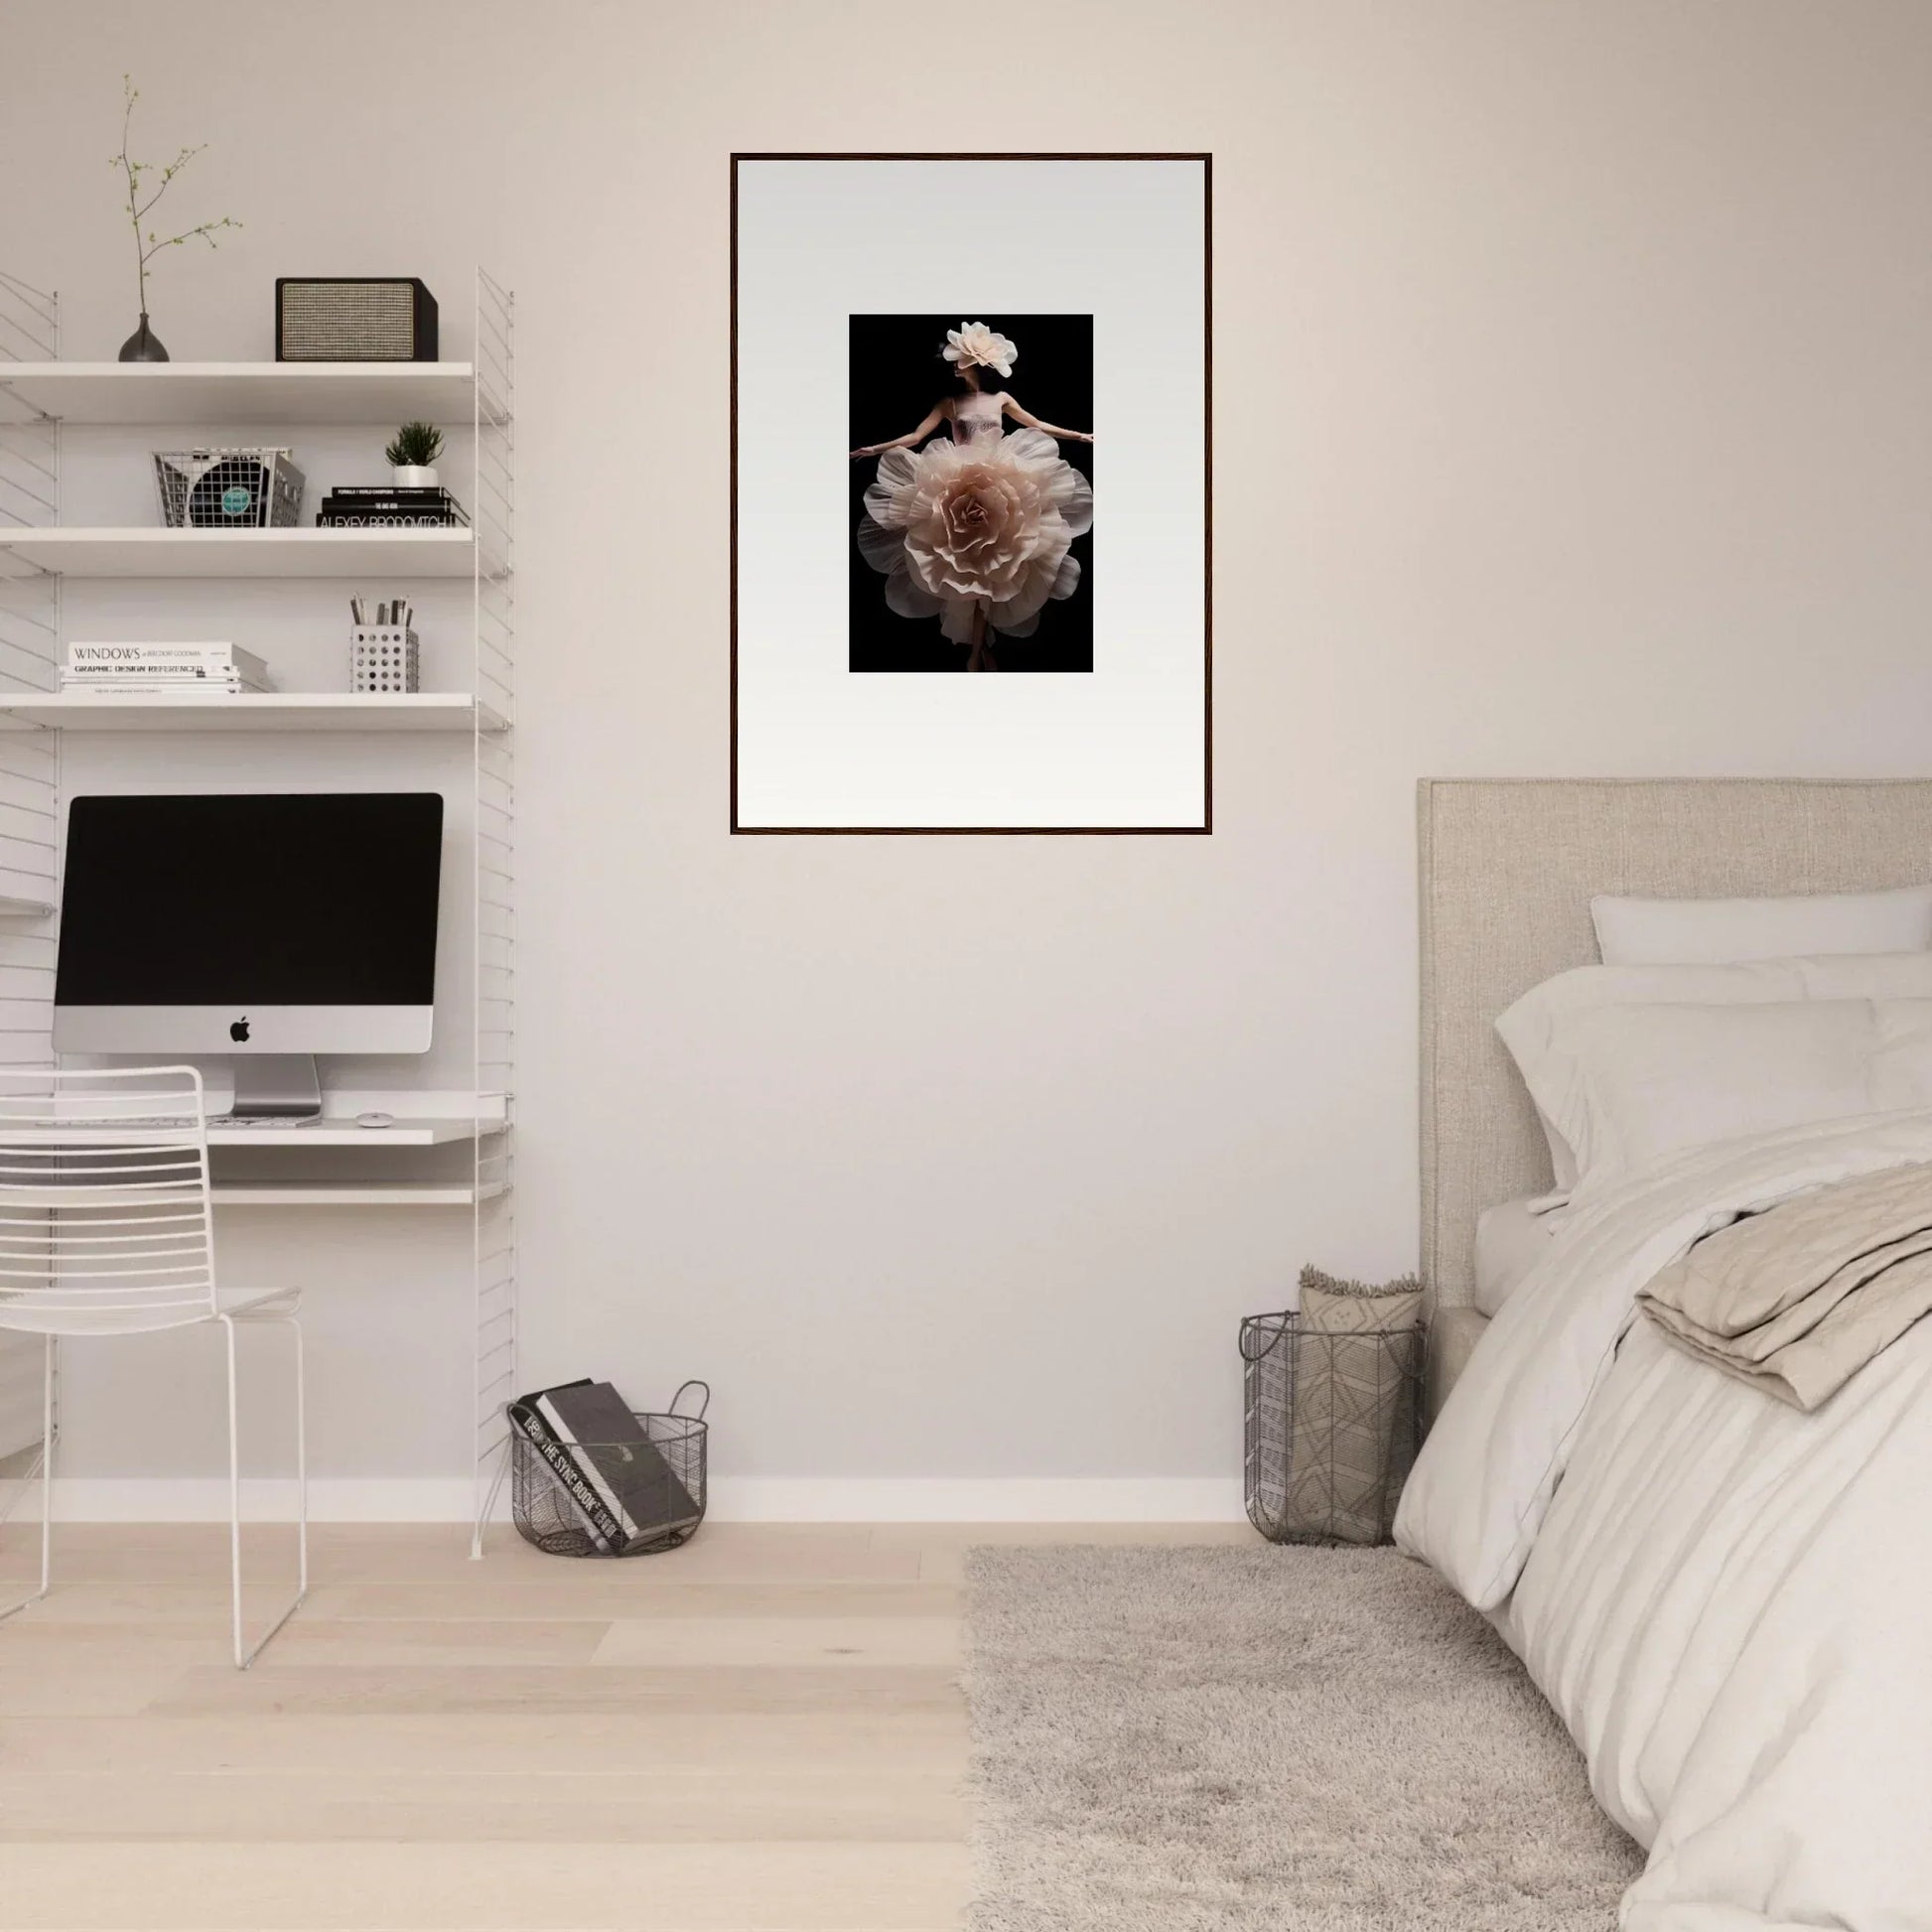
[316,485,470,529]
[64,642,274,695]
[510,1379,703,1555]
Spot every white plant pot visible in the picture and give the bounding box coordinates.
[392,465,439,488]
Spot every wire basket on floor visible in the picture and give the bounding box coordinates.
[1241,1311,1422,1547]
[510,1382,708,1558]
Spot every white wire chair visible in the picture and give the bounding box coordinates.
[0,1066,306,1667]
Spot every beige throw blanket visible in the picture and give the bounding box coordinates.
[1283,1268,1424,1545]
[1638,1159,1932,1409]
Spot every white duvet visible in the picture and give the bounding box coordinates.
[1396,1112,1932,1931]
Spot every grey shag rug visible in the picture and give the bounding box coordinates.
[963,1545,1642,1930]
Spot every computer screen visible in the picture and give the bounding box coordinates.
[54,791,444,1055]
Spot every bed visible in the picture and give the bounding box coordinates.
[1401,777,1932,1932]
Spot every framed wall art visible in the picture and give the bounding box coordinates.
[732,153,1211,834]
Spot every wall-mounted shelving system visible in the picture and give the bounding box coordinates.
[0,267,517,1548]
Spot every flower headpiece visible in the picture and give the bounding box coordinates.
[942,321,1017,379]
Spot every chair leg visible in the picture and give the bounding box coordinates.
[219,1311,308,1670]
[0,1334,56,1624]
[286,1314,309,1599]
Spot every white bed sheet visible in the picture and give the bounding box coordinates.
[1472,1195,1557,1316]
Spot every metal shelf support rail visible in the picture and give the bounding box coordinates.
[0,270,60,1492]
[471,268,516,1556]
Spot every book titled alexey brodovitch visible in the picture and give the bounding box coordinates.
[509,1379,703,1554]
[317,484,470,529]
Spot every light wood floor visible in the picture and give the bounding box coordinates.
[0,1520,1251,1931]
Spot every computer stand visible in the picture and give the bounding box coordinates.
[227,1056,323,1121]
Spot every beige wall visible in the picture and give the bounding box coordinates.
[4,1,1930,1499]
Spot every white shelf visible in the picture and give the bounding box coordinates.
[212,1179,504,1208]
[0,692,505,734]
[0,361,481,426]
[3,1117,487,1150]
[209,1117,484,1149]
[0,527,476,579]
[0,896,52,917]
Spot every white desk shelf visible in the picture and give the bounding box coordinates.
[212,1179,507,1208]
[210,1117,487,1149]
[0,360,483,427]
[0,266,518,1555]
[4,1117,493,1150]
[0,692,506,734]
[0,526,476,579]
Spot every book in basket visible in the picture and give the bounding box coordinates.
[515,1379,702,1550]
[507,1381,620,1551]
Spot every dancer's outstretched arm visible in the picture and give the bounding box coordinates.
[850,403,947,459]
[1002,395,1092,443]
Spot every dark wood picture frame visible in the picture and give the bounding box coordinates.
[730,152,1213,836]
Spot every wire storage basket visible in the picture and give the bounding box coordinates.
[510,1381,708,1558]
[153,448,306,528]
[1241,1311,1423,1547]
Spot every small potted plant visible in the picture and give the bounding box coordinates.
[384,421,444,488]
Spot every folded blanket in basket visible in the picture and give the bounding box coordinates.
[1282,1268,1424,1545]
[1638,1159,1932,1409]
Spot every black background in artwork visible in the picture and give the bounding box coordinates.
[848,315,1094,673]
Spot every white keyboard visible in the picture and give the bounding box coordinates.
[87,1115,324,1130]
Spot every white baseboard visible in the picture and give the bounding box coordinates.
[41,1478,483,1523]
[26,1476,1247,1525]
[707,1478,1247,1523]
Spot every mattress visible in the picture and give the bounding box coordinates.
[1472,1195,1557,1316]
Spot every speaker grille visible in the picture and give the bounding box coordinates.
[279,282,422,360]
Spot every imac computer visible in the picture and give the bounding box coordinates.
[54,792,445,1118]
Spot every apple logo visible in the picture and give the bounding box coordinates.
[229,1017,250,1043]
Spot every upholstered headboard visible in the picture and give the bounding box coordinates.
[1419,777,1932,1311]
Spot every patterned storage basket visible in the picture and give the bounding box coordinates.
[1241,1305,1424,1546]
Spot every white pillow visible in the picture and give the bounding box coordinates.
[1509,997,1932,1201]
[1591,885,1932,965]
[1497,953,1932,1195]
[1473,1196,1559,1316]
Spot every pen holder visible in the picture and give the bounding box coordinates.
[350,625,420,694]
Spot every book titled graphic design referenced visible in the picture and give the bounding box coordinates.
[65,641,272,693]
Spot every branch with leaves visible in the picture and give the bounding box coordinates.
[111,75,240,317]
